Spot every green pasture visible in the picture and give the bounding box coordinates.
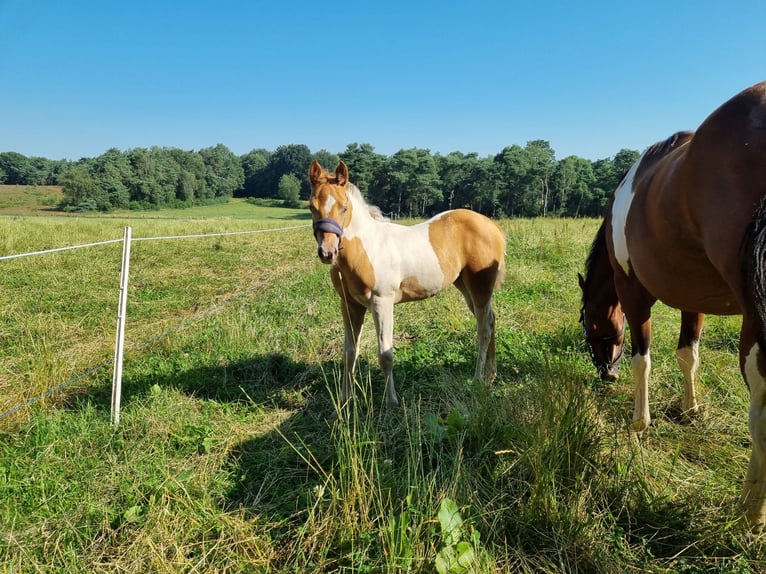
[0,198,761,572]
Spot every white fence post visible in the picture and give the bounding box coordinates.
[110,226,132,429]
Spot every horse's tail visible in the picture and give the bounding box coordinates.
[749,195,766,345]
[495,234,507,289]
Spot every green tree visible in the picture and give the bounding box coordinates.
[278,173,301,208]
[436,152,473,211]
[263,144,313,199]
[93,148,131,209]
[551,155,594,217]
[493,145,529,217]
[240,148,271,198]
[384,148,441,217]
[524,140,556,216]
[0,152,30,185]
[612,148,640,179]
[339,143,385,196]
[59,164,98,210]
[199,144,245,198]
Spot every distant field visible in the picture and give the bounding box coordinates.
[0,184,63,215]
[0,184,312,220]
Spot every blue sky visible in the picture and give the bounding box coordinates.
[0,1,764,162]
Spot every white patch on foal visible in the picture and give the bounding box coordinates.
[322,194,337,213]
[611,152,646,276]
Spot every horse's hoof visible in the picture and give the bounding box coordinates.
[631,418,650,433]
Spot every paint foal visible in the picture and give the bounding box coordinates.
[309,160,506,409]
[579,81,766,527]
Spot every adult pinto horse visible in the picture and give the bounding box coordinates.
[579,80,766,527]
[309,160,506,409]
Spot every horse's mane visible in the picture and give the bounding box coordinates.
[583,219,608,297]
[643,130,694,161]
[348,183,390,222]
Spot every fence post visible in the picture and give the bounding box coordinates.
[111,226,132,429]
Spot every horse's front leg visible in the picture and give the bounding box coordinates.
[371,294,399,407]
[624,312,653,433]
[676,311,704,419]
[740,316,766,528]
[333,271,366,407]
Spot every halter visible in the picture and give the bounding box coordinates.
[312,217,344,238]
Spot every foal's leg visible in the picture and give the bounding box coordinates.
[740,316,766,527]
[472,302,495,381]
[333,271,366,406]
[454,275,496,381]
[676,311,704,418]
[371,295,399,407]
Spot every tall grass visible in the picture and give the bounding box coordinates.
[0,208,763,572]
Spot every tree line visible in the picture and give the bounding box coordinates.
[0,141,640,218]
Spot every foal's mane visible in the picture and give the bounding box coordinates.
[347,183,390,222]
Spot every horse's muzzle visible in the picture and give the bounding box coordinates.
[317,245,337,264]
[598,363,620,382]
[596,350,622,382]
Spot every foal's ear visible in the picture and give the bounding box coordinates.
[336,161,349,186]
[309,160,324,183]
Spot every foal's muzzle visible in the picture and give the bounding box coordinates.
[312,217,344,264]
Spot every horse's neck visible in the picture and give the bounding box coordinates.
[347,186,382,235]
[591,246,618,305]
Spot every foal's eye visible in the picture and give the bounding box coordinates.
[340,205,348,214]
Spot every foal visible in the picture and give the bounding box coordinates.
[309,160,506,408]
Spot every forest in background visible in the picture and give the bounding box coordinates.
[0,141,639,218]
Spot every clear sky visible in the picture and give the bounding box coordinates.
[1,1,764,162]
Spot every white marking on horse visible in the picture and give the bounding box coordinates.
[676,341,700,414]
[611,152,646,275]
[323,194,337,214]
[362,218,445,297]
[631,351,651,431]
[745,343,766,440]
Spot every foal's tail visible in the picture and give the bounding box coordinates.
[495,235,507,289]
[749,195,766,344]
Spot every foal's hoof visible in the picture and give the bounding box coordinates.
[630,418,650,433]
[386,397,401,409]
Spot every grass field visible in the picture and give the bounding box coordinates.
[0,193,762,572]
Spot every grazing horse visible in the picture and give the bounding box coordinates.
[578,80,766,526]
[578,224,704,420]
[308,160,506,409]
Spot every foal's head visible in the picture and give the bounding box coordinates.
[578,223,626,382]
[308,160,352,265]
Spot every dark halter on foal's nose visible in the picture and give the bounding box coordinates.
[312,218,344,248]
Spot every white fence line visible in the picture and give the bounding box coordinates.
[0,223,311,424]
[0,239,124,261]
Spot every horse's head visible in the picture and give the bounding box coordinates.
[578,272,626,382]
[308,160,352,265]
